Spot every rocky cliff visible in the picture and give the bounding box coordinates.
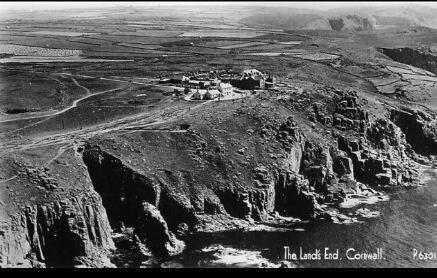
[79,87,430,263]
[1,85,434,267]
[328,15,373,31]
[390,107,437,156]
[378,47,437,75]
[0,147,114,267]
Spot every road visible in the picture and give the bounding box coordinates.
[0,72,214,163]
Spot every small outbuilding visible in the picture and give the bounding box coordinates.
[191,89,202,100]
[170,74,189,84]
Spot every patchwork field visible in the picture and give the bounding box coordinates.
[179,30,266,38]
[27,31,98,36]
[0,44,82,56]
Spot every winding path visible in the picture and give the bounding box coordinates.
[1,79,123,134]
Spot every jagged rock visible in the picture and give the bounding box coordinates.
[303,166,328,193]
[176,223,189,237]
[279,260,294,268]
[203,196,224,214]
[0,195,114,268]
[367,118,407,151]
[390,107,437,156]
[25,168,58,191]
[240,192,253,220]
[253,166,273,186]
[275,172,321,219]
[375,173,392,186]
[329,91,368,133]
[276,116,302,151]
[333,151,354,177]
[137,202,185,257]
[336,129,420,187]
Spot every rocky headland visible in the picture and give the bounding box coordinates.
[1,83,436,267]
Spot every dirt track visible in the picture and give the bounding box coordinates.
[0,73,213,161]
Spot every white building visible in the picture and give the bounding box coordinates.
[218,83,233,96]
[190,89,221,100]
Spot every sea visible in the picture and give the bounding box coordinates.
[162,169,437,268]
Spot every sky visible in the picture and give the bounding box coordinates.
[1,1,437,11]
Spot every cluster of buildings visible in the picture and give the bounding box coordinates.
[159,69,275,100]
[190,82,233,100]
[229,69,275,90]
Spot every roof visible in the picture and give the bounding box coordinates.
[190,89,219,94]
[241,69,265,80]
[219,83,232,89]
[243,69,263,75]
[241,75,264,81]
[171,74,189,81]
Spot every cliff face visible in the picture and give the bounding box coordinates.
[328,15,373,31]
[80,113,323,229]
[82,147,190,257]
[390,107,437,156]
[77,87,429,263]
[379,47,437,75]
[1,196,114,267]
[0,148,115,268]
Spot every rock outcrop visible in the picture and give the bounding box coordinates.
[305,88,426,188]
[337,135,415,187]
[390,107,437,156]
[137,203,185,257]
[1,83,432,268]
[378,47,437,75]
[0,194,114,268]
[82,146,195,258]
[310,89,368,133]
[0,147,116,268]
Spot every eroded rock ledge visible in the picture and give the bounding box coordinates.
[0,185,114,268]
[0,148,115,268]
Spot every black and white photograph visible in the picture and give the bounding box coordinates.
[0,1,436,269]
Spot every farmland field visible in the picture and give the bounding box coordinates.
[179,30,266,38]
[0,44,82,56]
[28,31,98,36]
[219,42,268,49]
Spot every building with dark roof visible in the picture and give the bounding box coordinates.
[231,69,266,90]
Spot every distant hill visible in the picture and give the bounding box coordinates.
[328,15,373,31]
[239,4,437,31]
[240,11,373,31]
[326,5,437,29]
[240,12,331,30]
